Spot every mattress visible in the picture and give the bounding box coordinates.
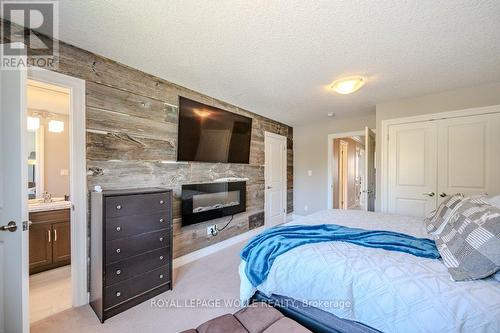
[239,209,500,333]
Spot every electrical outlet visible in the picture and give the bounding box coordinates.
[304,205,308,212]
[207,225,217,236]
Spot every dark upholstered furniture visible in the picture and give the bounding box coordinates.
[180,303,311,333]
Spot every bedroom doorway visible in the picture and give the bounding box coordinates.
[0,60,88,332]
[327,128,376,211]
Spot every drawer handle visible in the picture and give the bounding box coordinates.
[116,248,121,254]
[159,256,164,260]
[159,274,164,279]
[159,200,164,204]
[159,237,164,242]
[159,218,164,223]
[116,205,122,210]
[116,291,121,297]
[116,226,121,232]
[116,269,121,275]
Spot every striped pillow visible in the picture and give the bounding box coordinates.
[435,197,500,281]
[424,194,464,235]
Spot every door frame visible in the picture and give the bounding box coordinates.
[264,131,287,227]
[28,68,88,307]
[380,104,500,213]
[338,140,349,209]
[327,130,365,209]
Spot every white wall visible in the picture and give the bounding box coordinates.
[294,114,376,215]
[375,81,500,210]
[44,114,70,197]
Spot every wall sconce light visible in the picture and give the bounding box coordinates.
[48,120,64,133]
[27,116,40,132]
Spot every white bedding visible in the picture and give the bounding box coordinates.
[239,209,500,333]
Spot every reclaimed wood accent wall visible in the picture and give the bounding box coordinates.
[2,19,293,258]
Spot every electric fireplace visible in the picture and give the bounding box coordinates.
[181,181,246,226]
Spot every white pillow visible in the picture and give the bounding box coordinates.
[487,195,500,209]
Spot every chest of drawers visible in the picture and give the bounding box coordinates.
[90,188,173,322]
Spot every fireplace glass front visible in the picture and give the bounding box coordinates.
[181,181,246,226]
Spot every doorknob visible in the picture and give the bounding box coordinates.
[439,193,448,198]
[267,186,272,189]
[0,221,18,232]
[423,192,435,197]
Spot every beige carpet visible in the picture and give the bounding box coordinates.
[31,241,246,333]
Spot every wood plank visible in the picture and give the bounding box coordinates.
[86,131,176,161]
[86,107,177,141]
[86,82,178,123]
[86,160,191,191]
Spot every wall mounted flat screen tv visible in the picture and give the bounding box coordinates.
[177,97,253,164]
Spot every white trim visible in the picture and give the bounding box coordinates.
[380,104,500,212]
[173,225,264,268]
[34,125,44,199]
[326,130,365,209]
[28,68,88,307]
[264,131,287,227]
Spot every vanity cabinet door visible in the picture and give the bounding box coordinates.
[29,223,53,273]
[52,221,71,264]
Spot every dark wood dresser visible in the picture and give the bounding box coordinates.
[90,188,173,322]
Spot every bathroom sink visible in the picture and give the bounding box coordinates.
[28,198,71,212]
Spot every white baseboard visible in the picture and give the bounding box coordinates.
[173,226,264,268]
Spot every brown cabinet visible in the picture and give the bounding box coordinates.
[90,188,173,323]
[29,209,71,274]
[52,221,71,264]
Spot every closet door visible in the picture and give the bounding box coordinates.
[388,121,438,217]
[437,113,500,202]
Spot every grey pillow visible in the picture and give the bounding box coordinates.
[487,194,500,209]
[435,197,500,281]
[424,194,464,235]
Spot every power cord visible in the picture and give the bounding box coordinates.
[211,214,234,236]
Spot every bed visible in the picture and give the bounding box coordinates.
[239,209,500,333]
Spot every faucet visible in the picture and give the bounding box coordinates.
[42,191,52,203]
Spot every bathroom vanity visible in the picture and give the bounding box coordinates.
[28,200,71,275]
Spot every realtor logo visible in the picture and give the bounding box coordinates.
[1,0,59,69]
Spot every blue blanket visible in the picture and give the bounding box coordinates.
[240,224,439,287]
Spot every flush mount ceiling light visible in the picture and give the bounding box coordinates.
[48,120,64,133]
[27,116,40,131]
[330,76,367,94]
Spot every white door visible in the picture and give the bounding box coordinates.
[0,50,30,332]
[437,113,500,202]
[264,132,287,227]
[363,127,376,211]
[388,121,438,217]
